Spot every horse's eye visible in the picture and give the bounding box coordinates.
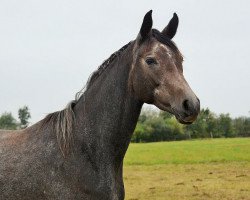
[145,58,157,66]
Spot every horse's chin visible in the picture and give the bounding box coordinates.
[175,117,193,125]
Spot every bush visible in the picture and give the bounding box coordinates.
[131,107,250,143]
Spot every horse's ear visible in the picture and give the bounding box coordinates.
[162,13,179,39]
[138,10,153,42]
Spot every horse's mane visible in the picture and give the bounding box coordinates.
[40,101,76,157]
[40,42,132,157]
[85,42,132,91]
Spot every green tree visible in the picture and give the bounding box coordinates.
[132,121,154,142]
[18,106,31,129]
[146,116,170,142]
[165,117,186,140]
[185,108,209,138]
[159,111,173,120]
[233,117,250,137]
[132,107,249,143]
[132,108,187,142]
[203,109,218,138]
[0,112,18,130]
[217,113,235,137]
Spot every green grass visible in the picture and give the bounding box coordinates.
[123,138,250,200]
[124,138,250,165]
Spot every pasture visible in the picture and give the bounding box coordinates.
[123,138,250,200]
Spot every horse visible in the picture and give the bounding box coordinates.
[0,10,200,200]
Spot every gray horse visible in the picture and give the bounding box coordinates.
[0,10,200,200]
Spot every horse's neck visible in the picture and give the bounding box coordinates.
[74,44,143,164]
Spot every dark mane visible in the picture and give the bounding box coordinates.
[85,41,132,90]
[40,42,132,156]
[152,29,179,52]
[40,101,76,157]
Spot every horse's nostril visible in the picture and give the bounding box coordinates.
[183,99,189,111]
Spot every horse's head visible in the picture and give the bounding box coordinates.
[129,10,200,124]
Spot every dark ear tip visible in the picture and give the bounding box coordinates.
[142,10,153,22]
[146,10,153,16]
[173,13,178,19]
[161,12,179,39]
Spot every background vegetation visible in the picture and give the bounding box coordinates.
[1,106,249,142]
[132,108,250,142]
[0,106,31,130]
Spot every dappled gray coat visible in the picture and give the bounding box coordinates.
[0,10,199,200]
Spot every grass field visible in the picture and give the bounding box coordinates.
[123,138,250,200]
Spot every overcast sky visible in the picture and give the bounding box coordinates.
[0,0,250,123]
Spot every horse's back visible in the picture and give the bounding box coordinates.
[0,126,107,199]
[0,127,38,175]
[0,129,16,138]
[0,129,24,143]
[0,125,58,199]
[0,125,92,200]
[0,129,31,158]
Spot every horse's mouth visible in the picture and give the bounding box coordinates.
[154,99,172,113]
[154,99,196,125]
[175,111,199,124]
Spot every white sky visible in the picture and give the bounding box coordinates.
[0,0,250,123]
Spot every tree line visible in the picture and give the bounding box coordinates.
[0,106,31,130]
[1,106,250,142]
[131,108,250,142]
